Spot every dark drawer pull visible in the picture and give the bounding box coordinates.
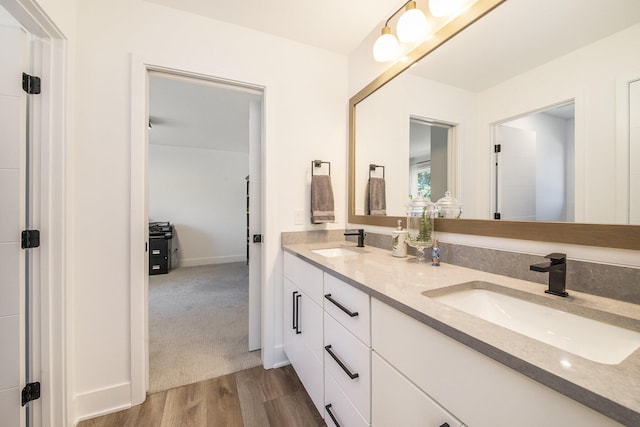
[324,294,359,317]
[324,345,359,379]
[292,291,298,330]
[325,404,341,427]
[295,293,302,334]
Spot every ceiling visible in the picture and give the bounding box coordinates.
[146,0,402,55]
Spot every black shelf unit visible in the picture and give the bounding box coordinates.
[149,222,173,275]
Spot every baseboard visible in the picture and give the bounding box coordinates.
[271,344,290,369]
[179,255,246,268]
[74,382,131,424]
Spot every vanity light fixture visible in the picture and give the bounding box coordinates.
[373,1,428,62]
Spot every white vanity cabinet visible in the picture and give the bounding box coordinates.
[371,298,622,427]
[372,353,464,427]
[283,253,324,414]
[322,273,372,426]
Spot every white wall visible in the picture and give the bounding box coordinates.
[72,0,347,421]
[149,144,248,267]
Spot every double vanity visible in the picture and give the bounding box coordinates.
[282,239,640,426]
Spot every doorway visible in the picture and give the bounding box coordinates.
[408,117,456,202]
[145,71,263,392]
[493,102,575,221]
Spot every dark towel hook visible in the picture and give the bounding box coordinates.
[312,160,331,176]
[369,164,385,179]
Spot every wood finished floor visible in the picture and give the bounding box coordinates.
[78,365,326,427]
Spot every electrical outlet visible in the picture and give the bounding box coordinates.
[294,209,304,225]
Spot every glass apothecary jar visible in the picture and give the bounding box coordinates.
[406,193,436,262]
[435,191,463,219]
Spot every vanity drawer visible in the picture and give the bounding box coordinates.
[284,252,324,305]
[324,313,370,422]
[324,273,370,345]
[372,353,463,427]
[325,372,369,427]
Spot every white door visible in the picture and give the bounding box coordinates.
[248,98,262,351]
[496,125,537,220]
[0,16,28,427]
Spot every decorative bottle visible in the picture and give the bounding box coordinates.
[391,220,408,258]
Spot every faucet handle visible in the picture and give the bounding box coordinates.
[544,253,566,263]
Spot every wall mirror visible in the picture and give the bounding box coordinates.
[348,0,640,249]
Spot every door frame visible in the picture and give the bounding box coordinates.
[0,1,68,426]
[130,55,267,404]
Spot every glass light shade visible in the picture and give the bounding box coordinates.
[397,5,428,43]
[429,0,463,17]
[373,27,399,62]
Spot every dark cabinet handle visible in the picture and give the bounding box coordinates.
[324,294,359,317]
[325,404,341,427]
[292,291,298,330]
[295,293,302,334]
[324,345,359,379]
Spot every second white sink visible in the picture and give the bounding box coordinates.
[424,282,640,365]
[311,247,360,257]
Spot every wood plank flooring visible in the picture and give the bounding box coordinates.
[78,365,326,427]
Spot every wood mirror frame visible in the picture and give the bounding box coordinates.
[347,0,640,250]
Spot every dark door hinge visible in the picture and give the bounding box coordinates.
[494,144,501,153]
[252,234,262,243]
[21,230,40,249]
[22,73,41,95]
[22,382,41,406]
[494,213,501,220]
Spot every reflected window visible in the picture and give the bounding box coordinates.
[409,117,451,201]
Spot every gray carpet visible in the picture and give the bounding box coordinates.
[149,262,262,393]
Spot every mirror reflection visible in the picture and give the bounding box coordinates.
[495,102,575,222]
[352,0,640,224]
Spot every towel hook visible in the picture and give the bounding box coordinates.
[369,164,385,179]
[312,160,331,176]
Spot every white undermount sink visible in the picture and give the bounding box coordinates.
[423,282,640,365]
[311,247,360,257]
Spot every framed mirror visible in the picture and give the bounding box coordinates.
[348,0,640,249]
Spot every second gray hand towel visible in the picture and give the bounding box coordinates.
[368,177,386,216]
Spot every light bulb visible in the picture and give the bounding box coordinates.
[397,2,428,43]
[429,0,463,17]
[373,26,399,62]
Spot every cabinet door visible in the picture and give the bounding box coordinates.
[296,291,324,414]
[372,353,463,427]
[283,278,298,366]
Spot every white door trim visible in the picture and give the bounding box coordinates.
[616,72,640,224]
[130,54,270,405]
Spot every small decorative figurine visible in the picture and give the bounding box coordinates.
[431,240,441,266]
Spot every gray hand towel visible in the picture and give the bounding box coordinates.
[368,177,386,216]
[311,175,335,223]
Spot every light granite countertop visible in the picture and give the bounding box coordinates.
[282,241,640,426]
